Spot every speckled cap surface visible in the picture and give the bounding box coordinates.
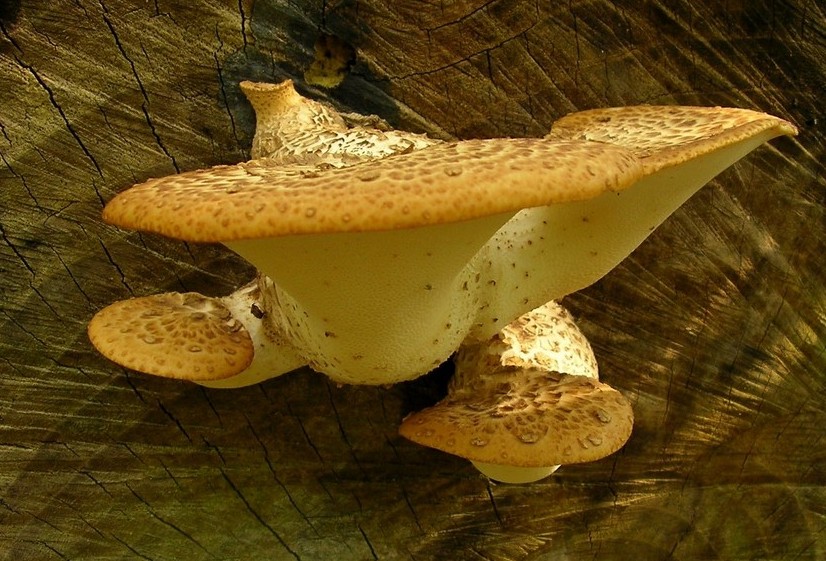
[88,292,254,380]
[400,368,634,467]
[102,103,796,242]
[102,138,643,241]
[548,105,797,173]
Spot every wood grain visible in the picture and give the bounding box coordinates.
[1,1,824,559]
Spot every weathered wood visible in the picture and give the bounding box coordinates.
[1,1,824,559]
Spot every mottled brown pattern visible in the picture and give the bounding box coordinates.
[549,105,797,173]
[400,368,633,466]
[102,135,644,240]
[497,301,599,376]
[402,301,632,467]
[241,80,437,165]
[102,90,794,242]
[87,292,254,380]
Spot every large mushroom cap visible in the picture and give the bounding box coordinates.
[88,292,254,381]
[399,368,634,469]
[101,138,643,241]
[101,102,795,244]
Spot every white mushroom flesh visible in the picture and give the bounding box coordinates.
[467,127,789,341]
[225,212,513,384]
[199,280,306,388]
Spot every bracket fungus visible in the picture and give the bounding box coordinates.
[400,301,634,484]
[89,79,796,482]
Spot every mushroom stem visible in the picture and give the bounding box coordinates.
[225,212,515,385]
[470,463,560,484]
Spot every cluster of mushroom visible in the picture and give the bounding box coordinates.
[89,80,796,483]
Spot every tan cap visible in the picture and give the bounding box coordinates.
[548,105,797,173]
[400,367,633,467]
[88,292,254,381]
[101,138,644,241]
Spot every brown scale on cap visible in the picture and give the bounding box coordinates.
[482,300,598,377]
[101,99,796,245]
[240,80,437,166]
[399,367,633,468]
[101,138,643,242]
[87,292,254,381]
[400,301,633,471]
[548,105,798,174]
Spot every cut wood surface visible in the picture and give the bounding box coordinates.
[1,1,824,559]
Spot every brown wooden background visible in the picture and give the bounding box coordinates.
[1,1,824,559]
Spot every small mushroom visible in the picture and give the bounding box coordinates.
[401,301,633,483]
[88,281,305,386]
[87,291,255,380]
[239,80,437,166]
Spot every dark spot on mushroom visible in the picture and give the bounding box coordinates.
[250,303,265,319]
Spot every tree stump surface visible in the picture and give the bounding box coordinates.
[1,1,824,560]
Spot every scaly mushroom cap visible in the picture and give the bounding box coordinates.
[101,139,643,241]
[547,105,798,172]
[88,292,254,381]
[242,80,439,166]
[101,102,794,244]
[401,301,633,477]
[465,300,599,378]
[399,368,633,468]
